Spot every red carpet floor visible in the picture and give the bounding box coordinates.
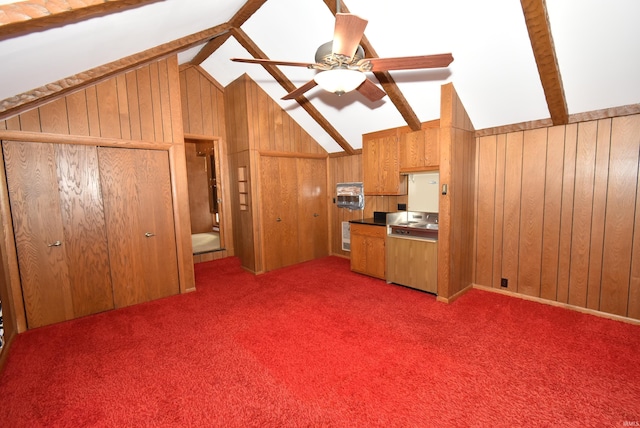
[1,256,639,427]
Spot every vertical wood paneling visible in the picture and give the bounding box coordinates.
[136,67,155,142]
[19,109,41,132]
[540,126,565,301]
[158,59,174,143]
[518,128,547,296]
[148,62,164,142]
[475,114,640,320]
[556,124,578,303]
[586,119,611,310]
[601,115,640,316]
[125,71,142,140]
[85,86,101,137]
[491,134,506,290]
[65,91,90,136]
[39,98,69,134]
[115,74,131,140]
[501,132,523,292]
[568,121,598,306]
[95,79,121,139]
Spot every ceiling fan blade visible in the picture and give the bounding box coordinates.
[231,58,315,68]
[332,13,368,58]
[357,78,386,102]
[282,79,318,100]
[361,53,454,72]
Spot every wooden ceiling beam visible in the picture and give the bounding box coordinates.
[0,23,231,119]
[322,0,422,131]
[520,0,569,125]
[231,27,356,155]
[190,32,232,66]
[0,0,161,41]
[229,0,268,28]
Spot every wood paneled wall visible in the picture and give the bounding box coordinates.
[0,56,195,334]
[2,58,182,143]
[475,114,640,320]
[179,65,233,259]
[224,74,328,273]
[438,83,476,300]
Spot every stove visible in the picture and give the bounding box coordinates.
[387,211,438,240]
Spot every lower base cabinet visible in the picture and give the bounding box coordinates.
[350,223,386,279]
[386,236,438,294]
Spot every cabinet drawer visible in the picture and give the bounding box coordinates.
[350,222,387,238]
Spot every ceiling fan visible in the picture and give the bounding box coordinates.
[231,5,453,102]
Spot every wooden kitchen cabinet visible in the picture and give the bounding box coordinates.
[350,223,386,279]
[363,131,407,195]
[399,128,440,172]
[386,236,438,294]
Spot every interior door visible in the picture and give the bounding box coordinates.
[297,158,328,262]
[3,141,113,328]
[98,147,179,307]
[260,156,299,272]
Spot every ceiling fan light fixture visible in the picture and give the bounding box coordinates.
[314,69,366,96]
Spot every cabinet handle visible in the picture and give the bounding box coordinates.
[144,232,156,238]
[47,240,62,247]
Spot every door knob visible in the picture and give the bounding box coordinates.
[276,217,282,222]
[47,240,62,247]
[313,213,319,217]
[144,232,156,238]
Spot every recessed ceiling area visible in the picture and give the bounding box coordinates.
[0,0,638,153]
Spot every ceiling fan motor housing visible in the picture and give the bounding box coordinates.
[315,41,365,68]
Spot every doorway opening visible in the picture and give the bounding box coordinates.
[185,138,226,260]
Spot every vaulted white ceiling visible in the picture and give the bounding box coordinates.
[1,0,639,153]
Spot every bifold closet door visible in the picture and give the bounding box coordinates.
[3,141,113,328]
[296,158,328,263]
[97,147,179,308]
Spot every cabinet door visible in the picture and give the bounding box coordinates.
[350,223,386,279]
[3,141,113,328]
[297,158,328,262]
[386,237,438,293]
[98,148,179,307]
[363,135,406,195]
[260,156,299,272]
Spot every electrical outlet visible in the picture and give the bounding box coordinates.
[500,278,508,288]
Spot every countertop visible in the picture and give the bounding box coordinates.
[349,218,387,227]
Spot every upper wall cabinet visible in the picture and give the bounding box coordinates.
[363,131,407,196]
[399,128,440,172]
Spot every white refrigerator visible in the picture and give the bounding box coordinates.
[407,171,439,213]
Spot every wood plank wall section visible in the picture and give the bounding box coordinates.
[328,153,363,257]
[3,58,179,143]
[224,74,328,273]
[438,83,476,301]
[0,56,195,329]
[474,114,640,320]
[179,65,233,259]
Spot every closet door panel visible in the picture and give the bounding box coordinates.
[55,144,114,317]
[3,141,73,328]
[297,158,328,262]
[98,147,179,307]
